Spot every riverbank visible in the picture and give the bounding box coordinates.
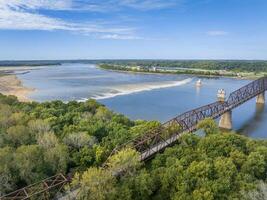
[0,73,34,102]
[0,66,48,102]
[98,64,265,80]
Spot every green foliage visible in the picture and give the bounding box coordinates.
[63,132,97,149]
[1,93,267,200]
[72,129,267,200]
[106,148,141,176]
[99,60,267,73]
[164,121,181,137]
[197,118,219,135]
[72,167,116,200]
[242,181,267,200]
[129,121,161,137]
[6,125,34,147]
[14,145,46,184]
[0,147,15,196]
[0,94,142,195]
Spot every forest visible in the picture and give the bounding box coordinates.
[72,119,267,200]
[0,93,159,196]
[99,64,238,77]
[99,60,267,73]
[1,94,267,200]
[1,60,267,73]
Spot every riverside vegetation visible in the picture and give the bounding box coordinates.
[1,94,267,199]
[99,60,267,78]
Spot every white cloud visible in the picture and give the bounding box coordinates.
[99,34,143,40]
[0,0,181,39]
[207,30,229,36]
[114,0,180,10]
[0,0,139,39]
[71,0,181,11]
[0,0,181,12]
[0,0,73,10]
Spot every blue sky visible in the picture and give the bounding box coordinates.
[0,0,266,60]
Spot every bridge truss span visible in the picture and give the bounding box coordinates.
[110,77,267,161]
[227,77,267,110]
[0,174,68,200]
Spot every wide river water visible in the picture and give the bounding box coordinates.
[17,63,267,139]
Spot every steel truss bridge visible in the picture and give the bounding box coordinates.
[1,77,266,200]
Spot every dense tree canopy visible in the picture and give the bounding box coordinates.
[0,94,141,195]
[73,119,267,200]
[99,60,267,73]
[1,93,267,200]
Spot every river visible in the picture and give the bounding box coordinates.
[17,63,267,139]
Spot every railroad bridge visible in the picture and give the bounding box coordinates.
[1,76,266,200]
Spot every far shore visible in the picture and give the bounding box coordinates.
[0,67,36,102]
[97,65,262,80]
[0,65,46,72]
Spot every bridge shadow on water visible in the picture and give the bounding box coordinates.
[236,103,266,138]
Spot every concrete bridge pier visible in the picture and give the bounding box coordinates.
[219,110,232,130]
[217,89,233,130]
[256,92,265,104]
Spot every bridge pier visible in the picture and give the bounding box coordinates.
[217,89,233,130]
[256,92,265,104]
[219,110,232,130]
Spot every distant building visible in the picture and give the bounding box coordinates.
[131,66,141,71]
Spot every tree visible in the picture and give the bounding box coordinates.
[117,169,156,200]
[43,144,68,175]
[191,188,214,200]
[164,121,181,137]
[131,170,155,200]
[28,119,51,135]
[14,145,45,184]
[72,146,95,169]
[95,107,113,121]
[101,122,130,152]
[94,145,108,165]
[243,181,267,200]
[83,99,100,114]
[0,104,12,129]
[0,147,15,196]
[72,167,116,200]
[6,125,34,147]
[197,118,219,135]
[106,148,141,176]
[0,95,18,105]
[37,132,59,148]
[229,150,246,169]
[63,132,97,149]
[242,152,266,179]
[212,157,238,198]
[129,121,161,137]
[8,112,29,126]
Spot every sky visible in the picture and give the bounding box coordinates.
[0,0,267,60]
